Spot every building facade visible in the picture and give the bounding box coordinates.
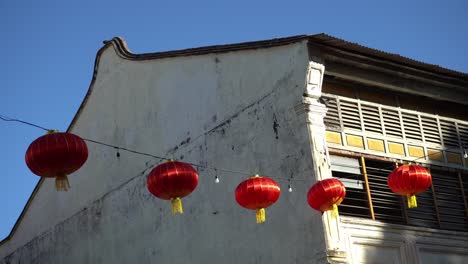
[1,34,467,263]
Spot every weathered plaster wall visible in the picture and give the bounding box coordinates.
[1,41,329,263]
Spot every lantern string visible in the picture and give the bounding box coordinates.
[2,113,464,181]
[0,113,308,182]
[82,138,167,161]
[81,138,274,178]
[0,115,49,131]
[86,138,309,182]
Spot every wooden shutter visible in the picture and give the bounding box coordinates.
[331,155,468,231]
[431,167,468,231]
[340,100,362,131]
[401,112,423,142]
[323,93,468,169]
[439,120,459,148]
[361,104,383,135]
[421,116,441,145]
[321,96,340,130]
[364,159,405,224]
[330,156,371,218]
[381,108,403,138]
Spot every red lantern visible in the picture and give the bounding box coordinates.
[235,175,281,223]
[25,131,88,191]
[307,178,346,216]
[147,160,199,214]
[387,164,432,208]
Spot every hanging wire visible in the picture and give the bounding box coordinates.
[83,137,256,177]
[0,115,49,131]
[82,137,167,161]
[3,113,462,182]
[0,114,259,178]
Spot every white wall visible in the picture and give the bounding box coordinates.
[1,40,330,263]
[341,211,468,263]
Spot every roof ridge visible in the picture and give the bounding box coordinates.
[104,35,310,60]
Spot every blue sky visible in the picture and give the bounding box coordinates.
[1,0,467,240]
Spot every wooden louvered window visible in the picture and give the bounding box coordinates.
[331,155,468,232]
[322,93,468,169]
[431,168,467,231]
[340,100,362,131]
[382,109,403,139]
[361,104,383,135]
[439,120,459,148]
[322,96,340,130]
[322,83,468,232]
[421,116,441,145]
[459,124,468,147]
[401,112,423,142]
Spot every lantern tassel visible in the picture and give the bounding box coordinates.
[55,174,70,191]
[256,208,266,223]
[170,197,183,214]
[331,204,339,218]
[407,195,418,208]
